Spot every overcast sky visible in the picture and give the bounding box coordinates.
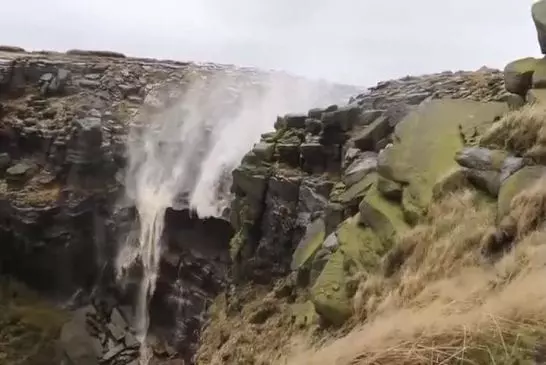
[1,0,539,86]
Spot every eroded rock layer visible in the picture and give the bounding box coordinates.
[0,47,358,364]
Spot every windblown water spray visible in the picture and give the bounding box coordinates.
[116,69,357,364]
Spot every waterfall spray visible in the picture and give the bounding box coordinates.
[116,68,356,364]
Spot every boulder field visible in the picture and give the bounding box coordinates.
[2,4,546,364]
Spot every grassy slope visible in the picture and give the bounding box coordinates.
[279,104,546,365]
[199,104,546,365]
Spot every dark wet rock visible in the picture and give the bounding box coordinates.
[0,45,25,53]
[300,142,325,173]
[321,105,361,131]
[0,153,11,169]
[276,143,301,167]
[283,113,307,129]
[252,142,275,162]
[304,118,323,135]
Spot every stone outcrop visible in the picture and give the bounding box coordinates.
[229,67,508,286]
[533,0,546,54]
[197,5,546,363]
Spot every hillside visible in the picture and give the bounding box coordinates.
[196,4,546,365]
[1,3,546,365]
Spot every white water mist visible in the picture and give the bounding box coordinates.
[116,68,358,364]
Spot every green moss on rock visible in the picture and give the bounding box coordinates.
[504,57,539,95]
[291,219,325,271]
[377,174,403,201]
[310,250,352,325]
[527,88,546,104]
[498,165,546,221]
[432,167,469,199]
[337,214,386,272]
[359,183,409,244]
[334,172,377,208]
[378,99,508,219]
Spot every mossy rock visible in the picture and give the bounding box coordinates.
[432,167,470,199]
[359,183,409,243]
[252,142,275,162]
[533,58,546,89]
[401,187,427,225]
[526,88,546,104]
[310,250,352,325]
[231,163,271,200]
[498,165,546,221]
[504,57,539,95]
[311,214,393,325]
[337,214,387,272]
[291,219,325,271]
[378,99,508,219]
[333,172,377,211]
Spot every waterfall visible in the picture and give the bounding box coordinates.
[115,68,357,364]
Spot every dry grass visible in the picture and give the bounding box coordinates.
[480,103,546,163]
[196,282,313,365]
[279,181,546,365]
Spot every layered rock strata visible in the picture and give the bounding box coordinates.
[0,47,358,364]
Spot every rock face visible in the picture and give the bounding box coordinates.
[0,48,359,364]
[199,57,546,363]
[198,8,546,361]
[2,37,541,365]
[229,68,508,287]
[533,0,546,54]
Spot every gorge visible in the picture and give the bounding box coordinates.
[4,3,546,364]
[0,47,357,364]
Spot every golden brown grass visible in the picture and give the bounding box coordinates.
[480,103,546,163]
[196,283,311,365]
[278,181,546,365]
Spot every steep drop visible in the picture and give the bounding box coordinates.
[115,70,356,363]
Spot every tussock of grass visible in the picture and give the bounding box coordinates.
[280,182,546,365]
[480,103,546,162]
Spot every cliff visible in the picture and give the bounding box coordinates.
[3,4,546,365]
[0,47,357,364]
[195,4,546,365]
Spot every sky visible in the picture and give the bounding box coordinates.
[0,0,540,86]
